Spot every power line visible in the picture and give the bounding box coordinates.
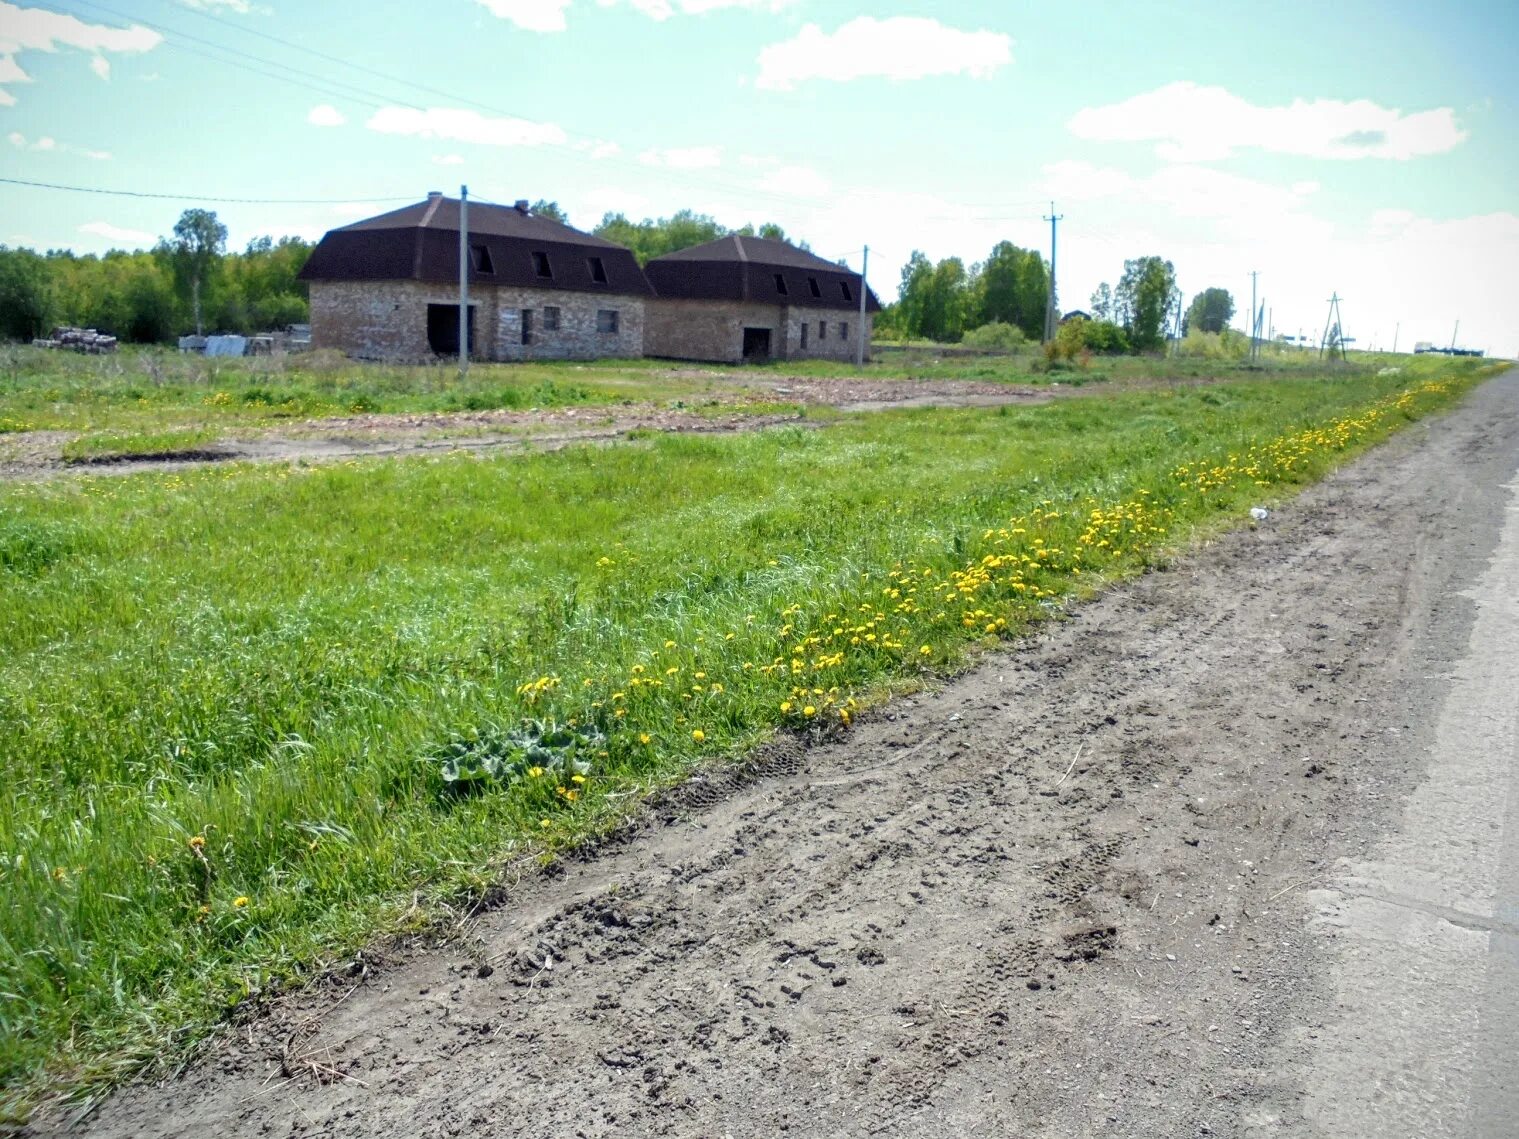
[0,176,412,205]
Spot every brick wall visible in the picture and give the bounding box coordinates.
[645,299,872,364]
[309,280,644,362]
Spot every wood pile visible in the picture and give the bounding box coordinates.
[32,327,119,354]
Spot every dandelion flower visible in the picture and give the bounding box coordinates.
[780,701,792,713]
[692,729,706,742]
[189,835,206,849]
[639,733,652,745]
[571,774,586,784]
[528,766,545,778]
[803,705,816,717]
[920,645,932,655]
[540,818,552,829]
[233,896,249,908]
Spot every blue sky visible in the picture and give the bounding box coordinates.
[2,0,1516,352]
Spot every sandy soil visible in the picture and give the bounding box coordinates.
[37,371,1519,1137]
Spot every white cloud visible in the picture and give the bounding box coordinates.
[0,1,161,103]
[8,130,110,158]
[573,138,621,159]
[365,106,567,148]
[79,221,153,246]
[756,16,1012,92]
[432,153,465,165]
[1068,81,1467,162]
[638,145,722,169]
[176,0,256,11]
[306,103,346,127]
[598,0,798,19]
[475,0,572,32]
[757,164,830,197]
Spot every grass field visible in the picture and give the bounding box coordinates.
[0,342,1360,438]
[0,351,1491,1114]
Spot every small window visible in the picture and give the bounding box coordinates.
[818,321,826,340]
[471,244,494,274]
[840,322,849,341]
[521,308,534,346]
[597,309,619,334]
[799,321,809,349]
[543,306,561,332]
[807,277,822,298]
[531,251,553,278]
[840,281,852,302]
[587,256,608,284]
[774,273,788,296]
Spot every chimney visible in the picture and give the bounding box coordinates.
[514,199,531,213]
[427,190,443,200]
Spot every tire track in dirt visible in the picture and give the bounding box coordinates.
[48,371,1519,1138]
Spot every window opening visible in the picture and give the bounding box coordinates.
[532,251,553,278]
[774,273,788,296]
[799,321,809,349]
[807,277,822,298]
[543,306,561,332]
[597,309,620,334]
[471,244,494,274]
[521,308,534,346]
[587,256,608,284]
[840,322,849,341]
[840,281,852,302]
[818,321,826,340]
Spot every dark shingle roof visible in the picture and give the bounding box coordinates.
[646,235,881,312]
[299,195,653,296]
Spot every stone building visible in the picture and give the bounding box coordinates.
[298,193,652,362]
[643,236,879,364]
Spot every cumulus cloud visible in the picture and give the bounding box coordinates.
[79,221,153,246]
[365,107,567,147]
[574,139,621,159]
[306,103,346,127]
[9,130,110,158]
[0,1,161,103]
[432,153,465,165]
[1068,81,1467,161]
[474,0,572,32]
[756,16,1012,92]
[599,0,797,19]
[638,145,722,169]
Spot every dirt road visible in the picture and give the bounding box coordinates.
[57,369,1519,1138]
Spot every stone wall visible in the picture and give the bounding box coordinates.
[309,280,644,362]
[645,298,872,364]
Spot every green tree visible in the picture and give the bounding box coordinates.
[1184,287,1235,335]
[977,241,1048,341]
[0,247,51,340]
[1089,282,1114,323]
[169,208,228,335]
[529,200,568,224]
[1115,255,1177,352]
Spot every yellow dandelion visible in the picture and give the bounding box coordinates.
[780,701,792,713]
[540,818,552,829]
[189,835,206,849]
[233,896,249,908]
[528,766,545,778]
[919,645,932,655]
[803,705,816,717]
[692,729,706,742]
[571,774,587,784]
[639,732,652,745]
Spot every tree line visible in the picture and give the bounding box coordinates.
[0,209,312,344]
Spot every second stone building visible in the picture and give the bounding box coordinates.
[643,235,880,364]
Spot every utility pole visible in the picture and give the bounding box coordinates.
[458,184,470,377]
[1392,322,1399,354]
[1042,202,1063,343]
[1450,319,1460,352]
[1320,292,1347,363]
[855,245,869,368]
[1248,270,1258,363]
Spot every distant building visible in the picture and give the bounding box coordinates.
[298,193,652,362]
[643,235,880,364]
[1060,310,1091,324]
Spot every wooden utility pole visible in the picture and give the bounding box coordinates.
[458,184,470,377]
[1248,270,1259,363]
[1042,203,1063,343]
[855,245,869,367]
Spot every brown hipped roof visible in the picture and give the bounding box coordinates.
[646,235,881,312]
[299,195,654,296]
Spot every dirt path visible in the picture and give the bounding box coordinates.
[47,371,1519,1138]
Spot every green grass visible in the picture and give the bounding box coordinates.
[0,354,1493,1115]
[60,428,219,464]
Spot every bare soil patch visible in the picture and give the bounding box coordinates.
[49,373,1518,1137]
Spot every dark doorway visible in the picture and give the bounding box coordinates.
[741,326,772,363]
[427,303,477,356]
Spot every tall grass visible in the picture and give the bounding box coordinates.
[0,356,1490,1113]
